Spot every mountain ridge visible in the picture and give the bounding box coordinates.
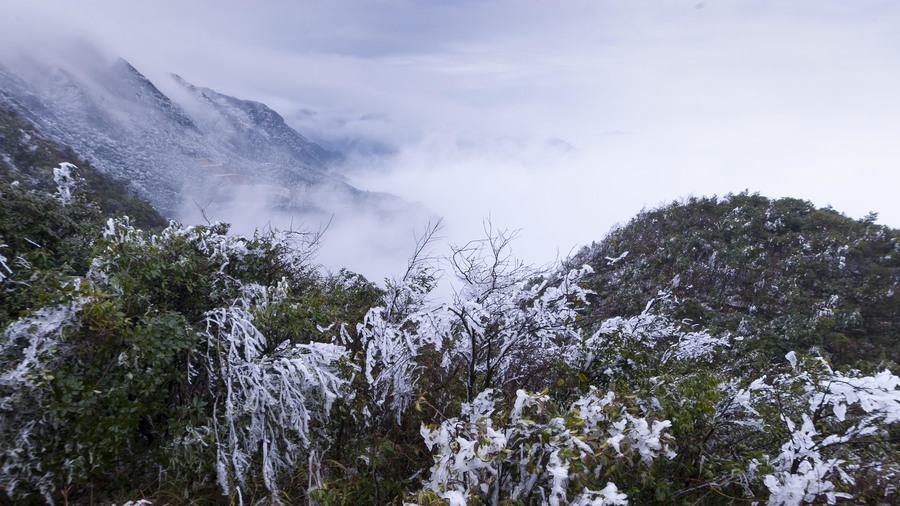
[0,54,403,221]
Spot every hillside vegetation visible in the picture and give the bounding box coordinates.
[0,106,166,230]
[567,193,900,368]
[0,144,898,504]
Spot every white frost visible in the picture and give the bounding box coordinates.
[52,162,78,205]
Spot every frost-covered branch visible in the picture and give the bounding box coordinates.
[0,296,90,502]
[200,304,348,499]
[0,245,11,282]
[417,387,674,505]
[742,352,900,505]
[52,163,79,205]
[356,220,444,423]
[443,224,592,400]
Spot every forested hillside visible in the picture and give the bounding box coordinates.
[1,142,898,505]
[567,193,900,368]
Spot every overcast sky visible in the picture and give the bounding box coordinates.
[2,0,899,278]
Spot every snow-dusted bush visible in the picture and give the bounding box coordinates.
[0,244,11,283]
[355,235,443,423]
[570,292,733,396]
[92,219,352,500]
[441,226,592,401]
[415,388,674,505]
[0,217,371,503]
[357,223,593,426]
[0,297,88,502]
[199,303,348,498]
[742,352,900,505]
[52,162,79,205]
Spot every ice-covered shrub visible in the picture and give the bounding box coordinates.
[743,352,900,505]
[416,388,674,505]
[199,304,348,498]
[0,297,87,501]
[52,162,79,205]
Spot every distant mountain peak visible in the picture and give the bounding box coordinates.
[110,58,198,131]
[170,73,338,173]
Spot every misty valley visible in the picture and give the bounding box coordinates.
[1,52,899,506]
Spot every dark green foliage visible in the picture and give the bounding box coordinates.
[0,182,102,330]
[0,104,166,328]
[567,192,900,367]
[40,303,198,498]
[0,164,385,502]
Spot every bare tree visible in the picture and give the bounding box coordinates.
[445,220,590,401]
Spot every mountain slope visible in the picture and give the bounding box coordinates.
[566,193,900,366]
[170,73,335,174]
[0,104,165,229]
[0,54,399,220]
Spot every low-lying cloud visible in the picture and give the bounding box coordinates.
[175,182,435,283]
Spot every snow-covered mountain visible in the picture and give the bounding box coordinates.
[0,53,402,219]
